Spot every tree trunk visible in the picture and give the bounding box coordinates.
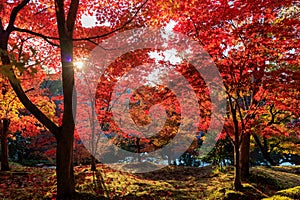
[91,156,96,171]
[56,132,75,200]
[0,32,11,172]
[136,138,141,162]
[55,38,76,199]
[233,143,242,190]
[229,97,242,191]
[240,133,250,180]
[55,62,76,199]
[253,134,276,165]
[1,119,10,171]
[167,153,172,165]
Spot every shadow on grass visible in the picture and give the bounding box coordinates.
[248,166,300,194]
[92,170,109,197]
[75,167,110,199]
[76,191,109,200]
[134,165,215,182]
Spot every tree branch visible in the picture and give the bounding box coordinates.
[7,71,60,137]
[55,0,66,36]
[7,0,29,32]
[0,19,4,32]
[73,0,149,41]
[12,27,60,47]
[66,0,79,33]
[12,0,148,47]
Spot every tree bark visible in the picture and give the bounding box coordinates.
[1,119,10,171]
[55,45,76,199]
[56,132,75,200]
[253,134,276,166]
[240,132,250,180]
[54,0,79,197]
[91,156,96,171]
[136,138,141,162]
[229,97,242,191]
[233,143,242,190]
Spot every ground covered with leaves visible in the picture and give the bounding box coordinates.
[0,163,299,199]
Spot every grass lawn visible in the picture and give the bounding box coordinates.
[0,163,299,199]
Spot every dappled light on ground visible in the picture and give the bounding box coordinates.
[1,164,299,199]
